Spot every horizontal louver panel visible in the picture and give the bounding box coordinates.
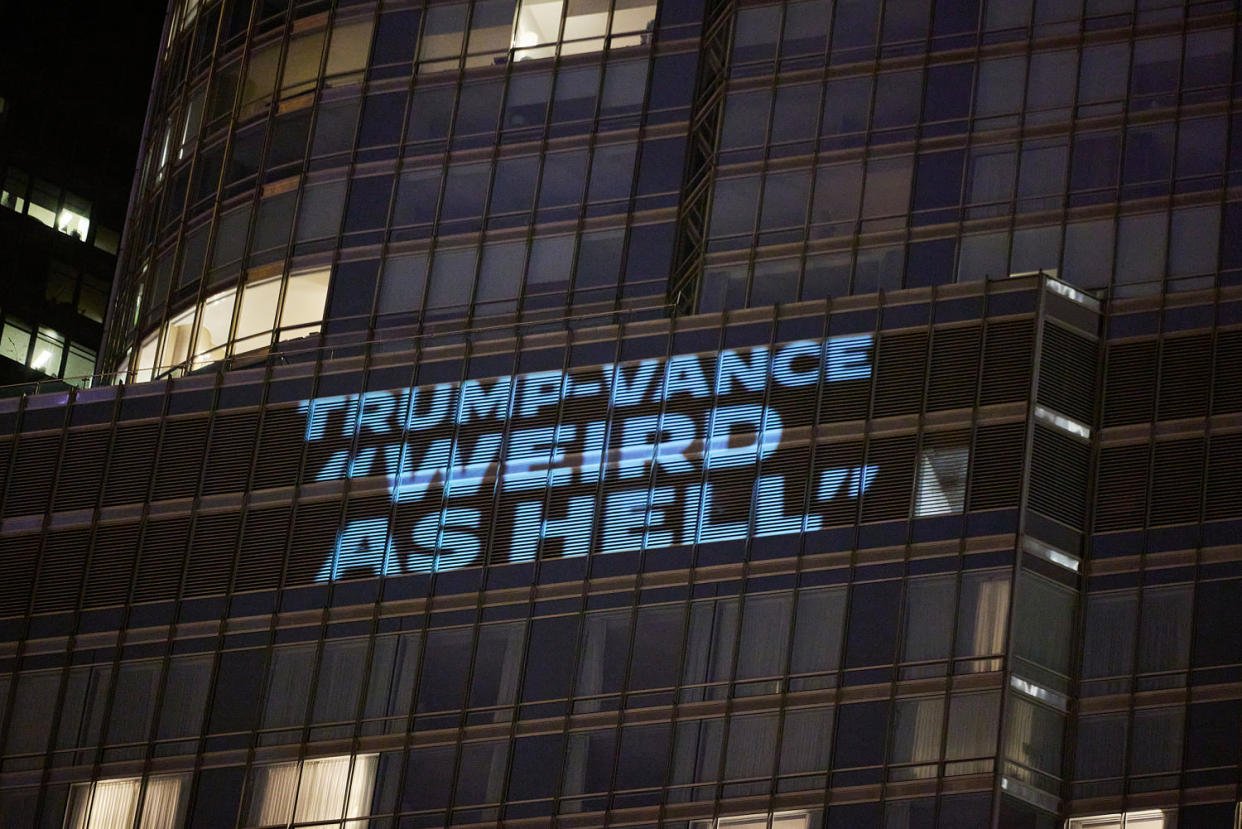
[967,424,1025,511]
[0,438,10,508]
[184,512,240,596]
[202,411,260,495]
[235,506,291,591]
[1102,341,1157,427]
[1094,445,1150,531]
[1028,426,1089,528]
[252,407,305,490]
[1158,335,1211,420]
[861,435,916,522]
[814,441,864,525]
[33,528,89,613]
[1212,330,1242,415]
[0,535,38,616]
[152,417,209,501]
[926,326,981,411]
[872,332,927,417]
[1205,433,1242,521]
[102,423,158,506]
[54,428,109,511]
[5,433,60,517]
[700,468,755,543]
[980,320,1034,406]
[135,516,191,603]
[288,501,344,585]
[1150,439,1205,526]
[1038,322,1097,424]
[85,523,140,608]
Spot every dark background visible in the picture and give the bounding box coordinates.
[0,2,169,218]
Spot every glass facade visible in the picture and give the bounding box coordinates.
[2,1,1242,828]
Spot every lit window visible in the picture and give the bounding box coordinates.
[64,344,96,387]
[514,0,563,58]
[1065,811,1170,829]
[57,193,91,241]
[0,318,32,364]
[178,88,205,161]
[419,3,469,68]
[241,43,281,109]
[914,444,968,516]
[243,753,377,827]
[692,811,811,829]
[192,288,236,368]
[278,267,331,340]
[234,276,282,353]
[28,327,65,374]
[161,307,196,374]
[135,333,158,382]
[153,125,172,185]
[281,29,327,96]
[65,773,189,829]
[325,18,375,83]
[548,0,656,54]
[26,180,59,228]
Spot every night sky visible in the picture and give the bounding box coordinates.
[0,2,168,216]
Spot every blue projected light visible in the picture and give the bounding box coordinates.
[302,335,877,580]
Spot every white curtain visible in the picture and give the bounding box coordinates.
[67,779,139,829]
[959,573,1011,662]
[293,754,377,822]
[66,774,186,829]
[246,754,377,827]
[891,698,943,778]
[137,775,187,829]
[710,811,811,829]
[246,761,299,827]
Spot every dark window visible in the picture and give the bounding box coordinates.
[209,649,265,733]
[522,616,580,702]
[417,627,473,712]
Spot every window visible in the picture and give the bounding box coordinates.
[129,266,330,381]
[244,754,377,826]
[914,444,968,515]
[57,193,91,241]
[65,774,189,829]
[234,276,283,352]
[78,277,109,322]
[692,811,811,829]
[64,344,97,386]
[28,327,65,374]
[192,288,236,367]
[1,167,28,212]
[26,179,59,228]
[1065,811,1170,829]
[279,267,330,339]
[326,18,375,82]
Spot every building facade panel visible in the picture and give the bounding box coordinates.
[3,1,1242,827]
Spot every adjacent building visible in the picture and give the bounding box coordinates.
[0,1,1240,828]
[0,98,120,389]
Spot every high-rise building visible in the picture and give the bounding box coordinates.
[0,1,1239,828]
